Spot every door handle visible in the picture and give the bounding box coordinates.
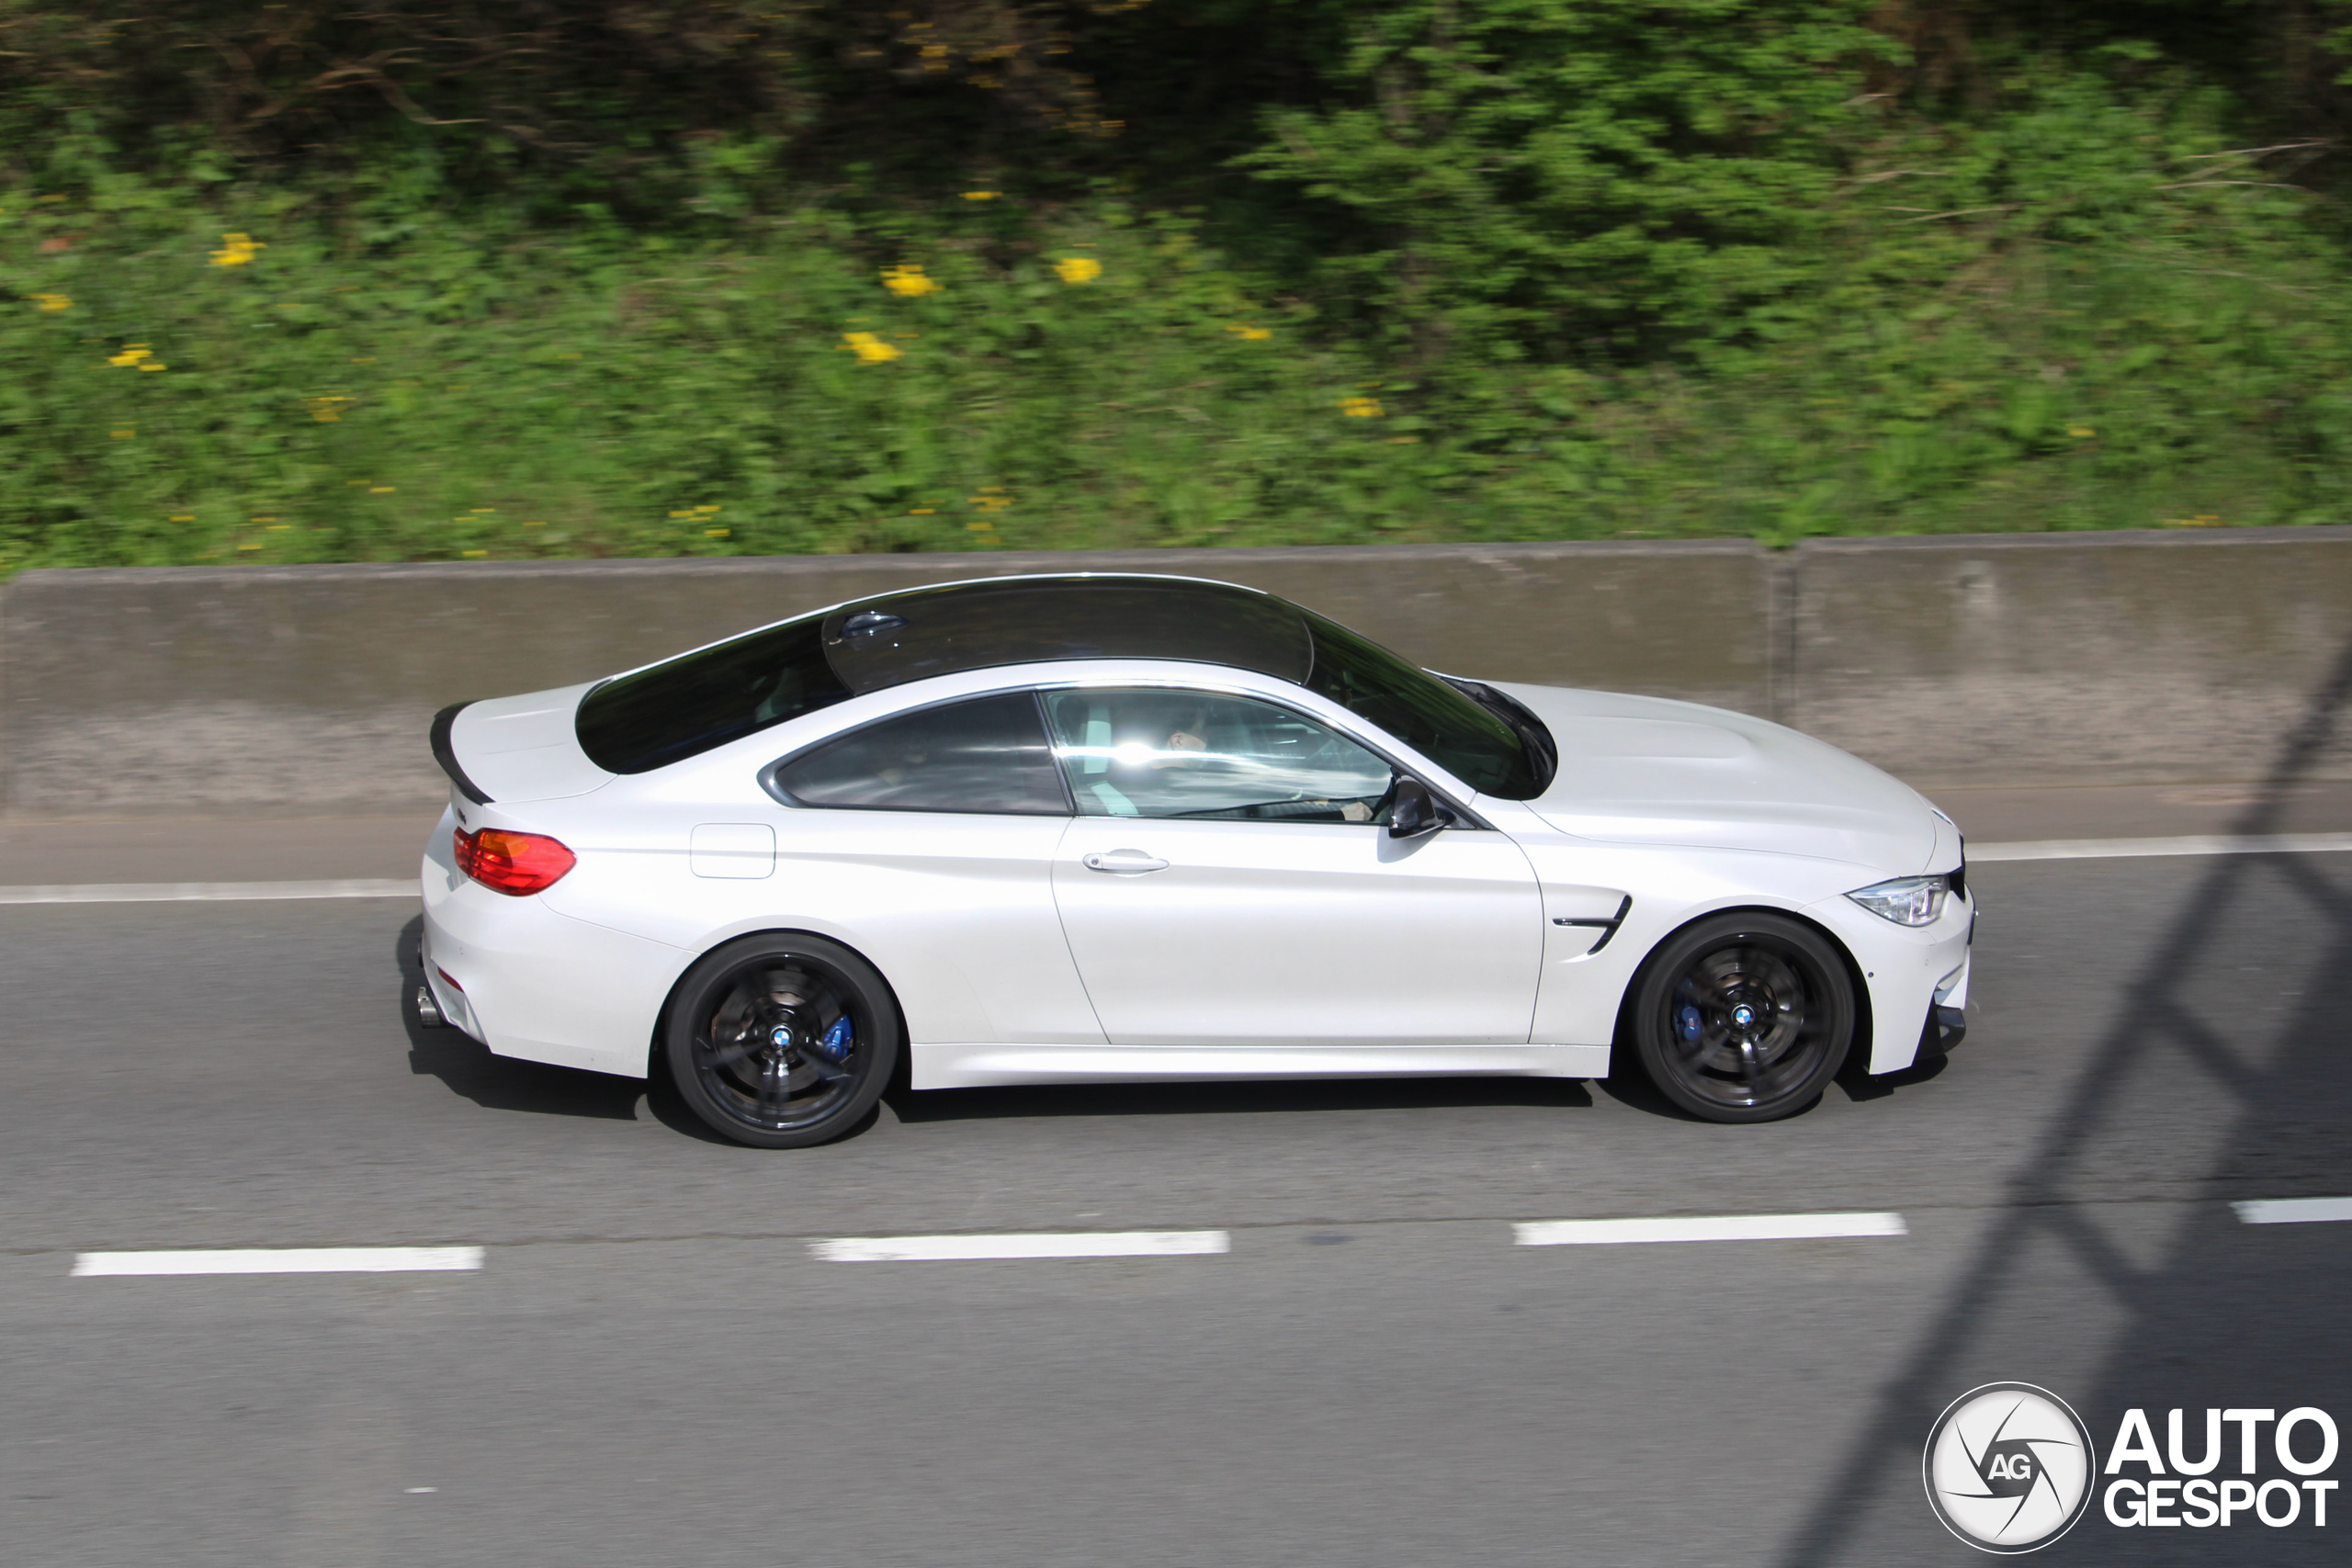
[1082,851,1169,874]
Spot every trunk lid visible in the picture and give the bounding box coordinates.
[433,682,612,805]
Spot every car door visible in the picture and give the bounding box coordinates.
[764,690,1102,1046]
[1042,686,1543,1045]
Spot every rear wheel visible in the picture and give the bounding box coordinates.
[1629,913,1854,1123]
[665,933,900,1148]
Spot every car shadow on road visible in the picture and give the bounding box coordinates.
[886,1074,1593,1125]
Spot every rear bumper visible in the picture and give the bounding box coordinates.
[420,810,689,1079]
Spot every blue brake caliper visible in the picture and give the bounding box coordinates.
[809,1015,854,1066]
[1678,1005,1703,1042]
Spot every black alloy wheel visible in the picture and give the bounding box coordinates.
[665,933,900,1148]
[1628,913,1855,1123]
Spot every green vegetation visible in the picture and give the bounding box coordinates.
[6,2,2352,570]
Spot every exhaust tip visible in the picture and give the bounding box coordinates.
[414,983,448,1029]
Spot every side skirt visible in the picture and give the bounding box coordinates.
[910,1043,1611,1091]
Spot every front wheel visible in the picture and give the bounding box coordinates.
[665,933,901,1148]
[1628,913,1855,1123]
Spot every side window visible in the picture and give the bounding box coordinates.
[1041,688,1393,823]
[770,692,1069,816]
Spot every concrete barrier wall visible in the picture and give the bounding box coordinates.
[2,527,2346,817]
[1791,529,2352,788]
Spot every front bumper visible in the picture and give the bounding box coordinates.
[1802,885,1975,1075]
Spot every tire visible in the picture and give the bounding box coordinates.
[665,933,901,1149]
[1628,912,1855,1123]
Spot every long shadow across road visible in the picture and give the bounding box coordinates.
[1777,630,2352,1564]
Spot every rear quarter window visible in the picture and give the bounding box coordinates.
[766,692,1070,816]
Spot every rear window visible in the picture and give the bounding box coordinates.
[577,615,849,774]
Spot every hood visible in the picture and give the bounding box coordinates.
[435,682,612,804]
[1491,682,1939,875]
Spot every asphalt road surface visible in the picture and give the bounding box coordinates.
[4,846,2349,1567]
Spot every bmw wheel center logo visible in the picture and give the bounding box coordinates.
[1924,1382,2098,1552]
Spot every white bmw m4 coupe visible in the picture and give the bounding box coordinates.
[418,572,1972,1147]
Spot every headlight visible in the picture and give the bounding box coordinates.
[1846,874,1951,927]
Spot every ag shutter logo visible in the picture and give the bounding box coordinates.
[1923,1383,2098,1552]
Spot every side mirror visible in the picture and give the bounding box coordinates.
[1387,776,1451,840]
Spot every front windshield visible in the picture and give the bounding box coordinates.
[1301,611,1548,799]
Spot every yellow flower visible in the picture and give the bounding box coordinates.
[1055,256,1103,285]
[107,345,152,367]
[462,549,488,558]
[882,265,942,298]
[2067,425,2096,438]
[1340,395,1384,418]
[1227,323,1272,342]
[210,232,265,267]
[842,331,902,365]
[111,427,135,440]
[31,292,72,312]
[304,394,352,423]
[139,361,168,372]
[963,190,1001,201]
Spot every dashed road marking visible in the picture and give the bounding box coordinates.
[71,1247,484,1276]
[57,1198,2350,1276]
[811,1230,1231,1262]
[2233,1197,2352,1225]
[1514,1212,1908,1247]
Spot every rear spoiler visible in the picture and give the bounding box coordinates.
[430,701,493,805]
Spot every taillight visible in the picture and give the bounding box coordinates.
[453,827,576,896]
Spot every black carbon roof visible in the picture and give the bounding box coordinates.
[819,575,1314,694]
[570,570,1546,795]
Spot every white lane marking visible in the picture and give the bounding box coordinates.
[1971,833,2352,863]
[811,1230,1230,1262]
[0,880,414,905]
[2234,1197,2352,1225]
[1514,1212,1907,1247]
[72,1247,483,1276]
